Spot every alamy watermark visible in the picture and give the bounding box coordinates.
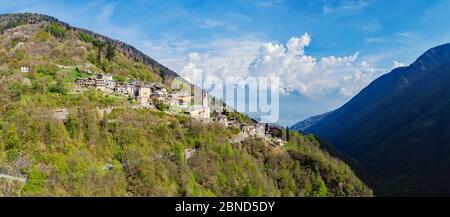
[170,71,280,123]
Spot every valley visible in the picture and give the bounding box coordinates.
[295,43,450,196]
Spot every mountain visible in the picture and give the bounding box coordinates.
[299,43,450,196]
[0,13,371,196]
[292,112,331,132]
[0,13,178,80]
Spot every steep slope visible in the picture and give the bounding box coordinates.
[302,43,450,196]
[0,13,178,80]
[0,13,371,196]
[292,112,331,132]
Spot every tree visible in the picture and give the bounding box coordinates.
[44,23,65,38]
[286,127,290,142]
[39,77,49,94]
[310,175,328,197]
[106,43,116,61]
[48,78,67,95]
[78,31,94,43]
[93,39,107,65]
[5,124,20,150]
[22,166,46,195]
[173,143,185,164]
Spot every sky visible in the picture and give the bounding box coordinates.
[1,0,450,126]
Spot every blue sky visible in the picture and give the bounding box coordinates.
[1,0,450,126]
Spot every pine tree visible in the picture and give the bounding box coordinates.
[93,40,106,65]
[286,127,290,142]
[106,43,115,61]
[5,124,20,150]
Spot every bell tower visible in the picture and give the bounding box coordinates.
[202,91,208,108]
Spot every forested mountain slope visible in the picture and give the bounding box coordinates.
[302,43,450,196]
[0,13,371,197]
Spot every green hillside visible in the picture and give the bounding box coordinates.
[0,14,371,197]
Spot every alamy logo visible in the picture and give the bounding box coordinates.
[171,71,280,123]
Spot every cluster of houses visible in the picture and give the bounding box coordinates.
[183,119,286,160]
[73,73,286,147]
[239,122,287,147]
[22,67,286,147]
[212,110,287,147]
[75,74,169,107]
[74,74,215,120]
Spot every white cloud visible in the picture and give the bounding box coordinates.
[198,19,224,29]
[322,0,372,16]
[248,33,381,96]
[365,37,385,43]
[392,61,406,69]
[165,38,262,80]
[396,32,416,39]
[259,0,283,8]
[172,33,382,100]
[358,20,382,32]
[194,18,239,32]
[98,4,115,22]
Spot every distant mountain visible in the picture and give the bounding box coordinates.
[299,43,450,196]
[292,112,331,132]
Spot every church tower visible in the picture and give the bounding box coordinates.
[202,91,208,108]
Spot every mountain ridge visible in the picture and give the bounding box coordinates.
[298,42,450,196]
[0,13,178,80]
[291,112,331,132]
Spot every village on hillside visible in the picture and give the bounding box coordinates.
[23,65,289,148]
[70,71,288,148]
[0,66,289,184]
[71,69,285,146]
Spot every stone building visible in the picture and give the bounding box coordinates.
[214,114,228,127]
[184,91,210,119]
[53,108,69,121]
[255,123,266,137]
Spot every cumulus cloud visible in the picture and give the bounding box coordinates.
[174,33,382,100]
[248,33,380,96]
[159,33,387,125]
[175,38,262,83]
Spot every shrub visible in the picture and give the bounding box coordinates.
[45,23,65,38]
[34,29,50,41]
[5,124,20,150]
[35,64,59,76]
[78,31,94,43]
[48,84,67,95]
[22,166,46,194]
[156,102,170,111]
